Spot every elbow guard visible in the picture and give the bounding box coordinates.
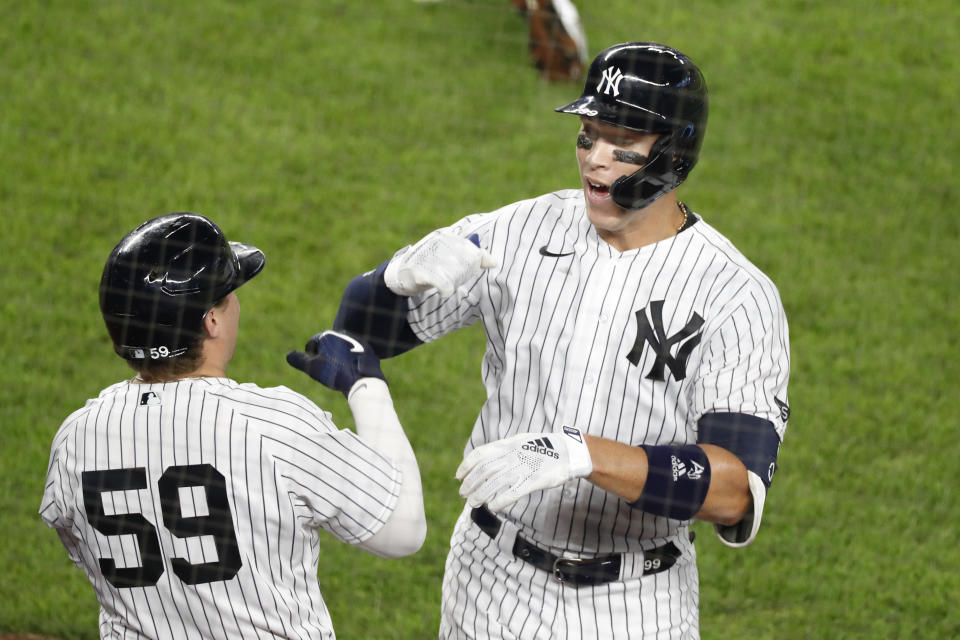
[630,444,712,521]
[697,412,780,489]
[697,412,782,547]
[333,260,423,358]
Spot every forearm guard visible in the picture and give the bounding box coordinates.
[333,260,424,358]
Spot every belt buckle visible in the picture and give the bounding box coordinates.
[552,556,589,583]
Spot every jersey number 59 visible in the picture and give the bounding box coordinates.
[81,464,242,589]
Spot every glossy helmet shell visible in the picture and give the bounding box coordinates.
[99,213,265,360]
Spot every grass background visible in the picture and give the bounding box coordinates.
[1,0,957,638]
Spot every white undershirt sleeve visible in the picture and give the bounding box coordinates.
[347,378,427,558]
[714,470,767,547]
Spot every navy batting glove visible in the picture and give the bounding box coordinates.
[286,330,386,396]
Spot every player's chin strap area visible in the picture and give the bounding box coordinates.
[609,132,683,210]
[470,505,689,587]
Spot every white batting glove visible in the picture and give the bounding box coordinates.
[383,230,496,298]
[456,427,593,512]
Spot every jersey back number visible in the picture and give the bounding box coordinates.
[81,464,243,588]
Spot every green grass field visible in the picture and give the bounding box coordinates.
[2,0,958,638]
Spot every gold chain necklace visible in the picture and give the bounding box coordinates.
[676,201,691,233]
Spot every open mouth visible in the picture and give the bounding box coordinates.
[586,179,610,199]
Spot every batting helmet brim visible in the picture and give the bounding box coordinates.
[555,94,674,133]
[228,241,266,293]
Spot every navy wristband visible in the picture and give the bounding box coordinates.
[630,444,712,521]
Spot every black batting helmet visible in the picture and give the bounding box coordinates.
[555,42,708,210]
[99,213,265,361]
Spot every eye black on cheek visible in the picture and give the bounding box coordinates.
[576,134,593,150]
[613,149,648,165]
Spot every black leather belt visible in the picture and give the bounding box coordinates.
[470,505,681,587]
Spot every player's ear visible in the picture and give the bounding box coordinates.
[202,307,221,339]
[202,297,228,339]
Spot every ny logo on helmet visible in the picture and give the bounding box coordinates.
[598,67,624,97]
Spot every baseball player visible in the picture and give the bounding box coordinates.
[334,42,790,638]
[39,213,427,639]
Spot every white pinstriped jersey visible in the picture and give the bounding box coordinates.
[40,377,401,640]
[407,189,790,555]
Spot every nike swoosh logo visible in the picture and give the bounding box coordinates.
[319,330,364,353]
[538,246,575,258]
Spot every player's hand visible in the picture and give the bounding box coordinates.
[286,330,385,396]
[456,427,593,512]
[384,230,496,297]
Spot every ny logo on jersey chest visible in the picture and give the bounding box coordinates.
[625,301,704,381]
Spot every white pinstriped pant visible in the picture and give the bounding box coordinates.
[440,505,700,640]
